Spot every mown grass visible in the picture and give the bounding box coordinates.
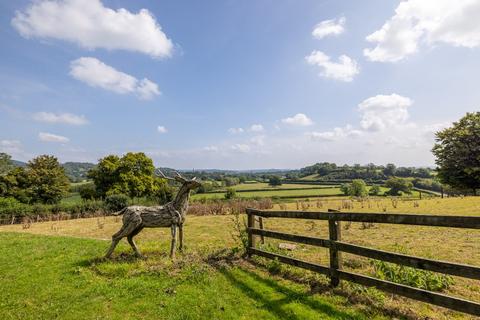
[0,232,382,320]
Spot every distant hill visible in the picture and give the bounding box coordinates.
[62,162,96,182]
[10,159,95,182]
[11,160,26,167]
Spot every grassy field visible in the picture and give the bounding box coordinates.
[1,196,479,319]
[194,187,345,200]
[0,235,381,320]
[194,184,420,200]
[216,183,339,191]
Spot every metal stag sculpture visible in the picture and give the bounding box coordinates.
[105,170,201,259]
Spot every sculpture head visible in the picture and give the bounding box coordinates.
[155,169,201,191]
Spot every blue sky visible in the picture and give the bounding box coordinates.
[1,0,479,169]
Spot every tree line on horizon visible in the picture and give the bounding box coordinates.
[0,112,479,204]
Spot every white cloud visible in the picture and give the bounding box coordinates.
[281,113,313,126]
[12,0,173,58]
[0,140,22,154]
[32,112,88,125]
[38,132,69,143]
[422,122,450,139]
[228,127,244,134]
[358,94,413,131]
[157,126,167,133]
[203,146,218,152]
[249,124,264,132]
[364,0,480,62]
[306,50,359,82]
[312,17,346,39]
[70,57,160,100]
[308,125,362,141]
[250,135,266,146]
[230,144,250,153]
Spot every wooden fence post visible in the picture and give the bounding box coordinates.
[247,211,256,256]
[258,217,265,244]
[328,218,342,287]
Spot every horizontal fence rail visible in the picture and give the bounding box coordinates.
[247,208,480,229]
[246,208,480,316]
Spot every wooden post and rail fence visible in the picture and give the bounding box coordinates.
[246,208,480,317]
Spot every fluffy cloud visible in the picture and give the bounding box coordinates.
[12,0,173,58]
[306,51,359,82]
[249,124,264,132]
[308,125,362,141]
[312,17,346,39]
[358,94,413,131]
[228,128,244,134]
[364,0,480,62]
[230,144,251,153]
[157,126,167,133]
[0,140,22,154]
[32,112,88,125]
[70,57,160,100]
[281,113,313,126]
[38,132,69,143]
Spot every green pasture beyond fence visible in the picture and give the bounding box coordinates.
[246,208,480,317]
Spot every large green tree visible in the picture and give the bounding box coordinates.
[0,153,13,175]
[0,167,30,202]
[340,179,368,197]
[432,112,480,194]
[88,155,120,197]
[89,152,170,200]
[385,177,413,196]
[25,155,70,204]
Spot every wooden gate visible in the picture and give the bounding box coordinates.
[246,208,480,316]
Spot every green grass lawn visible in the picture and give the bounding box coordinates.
[0,232,381,320]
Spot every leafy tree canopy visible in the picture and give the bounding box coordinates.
[268,176,282,186]
[26,155,70,204]
[385,177,413,196]
[88,152,172,202]
[432,112,480,194]
[340,179,368,197]
[0,152,13,175]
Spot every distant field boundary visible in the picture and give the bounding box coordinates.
[246,208,480,317]
[204,186,338,194]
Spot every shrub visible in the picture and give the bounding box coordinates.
[224,188,237,200]
[79,183,97,200]
[371,260,453,292]
[341,180,368,197]
[104,194,129,212]
[369,185,381,196]
[268,176,282,186]
[230,210,248,254]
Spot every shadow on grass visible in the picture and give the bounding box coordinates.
[219,266,365,320]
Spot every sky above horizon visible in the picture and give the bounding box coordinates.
[1,0,479,170]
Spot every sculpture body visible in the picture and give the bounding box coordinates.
[105,171,200,258]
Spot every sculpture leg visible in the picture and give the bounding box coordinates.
[105,217,142,258]
[178,224,184,252]
[127,226,144,258]
[170,224,177,258]
[105,238,121,259]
